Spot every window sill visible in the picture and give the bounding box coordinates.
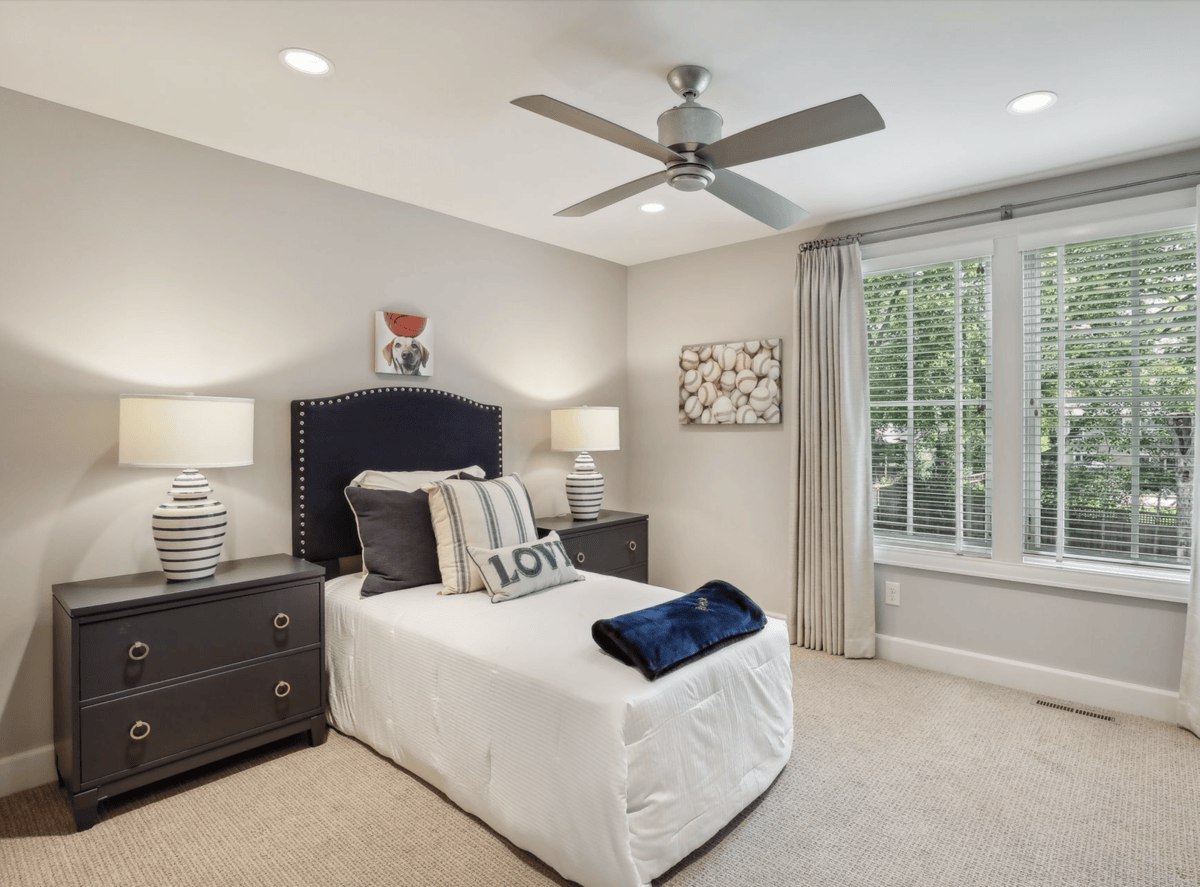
[874,546,1189,603]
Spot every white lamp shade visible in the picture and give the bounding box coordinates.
[119,394,254,468]
[551,407,619,452]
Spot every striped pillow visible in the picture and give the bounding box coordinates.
[424,474,538,594]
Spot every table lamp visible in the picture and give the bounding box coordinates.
[550,406,619,521]
[119,394,254,580]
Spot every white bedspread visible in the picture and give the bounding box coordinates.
[325,572,793,887]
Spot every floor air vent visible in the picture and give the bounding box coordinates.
[1035,699,1115,721]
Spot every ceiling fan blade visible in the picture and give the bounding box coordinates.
[707,169,808,230]
[697,94,884,170]
[555,170,670,217]
[512,95,684,166]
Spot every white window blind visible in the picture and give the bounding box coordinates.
[1023,226,1198,570]
[865,257,993,553]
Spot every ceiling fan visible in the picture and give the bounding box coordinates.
[512,65,885,230]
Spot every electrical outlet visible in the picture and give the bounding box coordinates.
[884,581,901,606]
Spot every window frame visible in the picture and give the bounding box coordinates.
[862,189,1196,602]
[864,254,994,555]
[1020,226,1197,572]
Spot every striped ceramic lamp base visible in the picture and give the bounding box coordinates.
[151,469,227,581]
[565,451,605,521]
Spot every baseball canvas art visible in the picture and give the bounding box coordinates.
[679,338,781,425]
[375,312,433,376]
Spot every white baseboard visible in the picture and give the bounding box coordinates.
[0,743,56,799]
[875,634,1179,723]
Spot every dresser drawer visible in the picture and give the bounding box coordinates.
[79,648,321,784]
[79,581,320,700]
[565,520,648,575]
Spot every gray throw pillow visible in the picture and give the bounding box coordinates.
[345,485,442,595]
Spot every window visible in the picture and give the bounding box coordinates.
[864,193,1198,597]
[865,257,992,553]
[1023,227,1198,569]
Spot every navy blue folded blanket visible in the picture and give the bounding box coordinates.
[591,579,767,680]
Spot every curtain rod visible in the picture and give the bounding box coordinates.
[798,234,860,252]
[849,169,1200,244]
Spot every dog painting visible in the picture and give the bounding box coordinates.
[375,312,434,376]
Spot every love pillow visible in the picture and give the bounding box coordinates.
[467,531,585,602]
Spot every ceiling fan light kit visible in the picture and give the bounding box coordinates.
[512,65,884,230]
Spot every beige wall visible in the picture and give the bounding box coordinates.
[0,88,628,763]
[628,149,1200,691]
[626,234,797,617]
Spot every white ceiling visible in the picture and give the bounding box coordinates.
[2,0,1200,266]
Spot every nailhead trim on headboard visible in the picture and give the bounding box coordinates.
[291,387,503,567]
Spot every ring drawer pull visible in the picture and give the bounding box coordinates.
[576,552,586,564]
[274,681,292,699]
[273,612,290,630]
[127,641,150,662]
[129,720,151,741]
[628,540,638,552]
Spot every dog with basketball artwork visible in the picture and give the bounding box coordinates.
[375,312,434,376]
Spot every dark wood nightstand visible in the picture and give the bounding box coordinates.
[52,553,326,831]
[536,510,648,582]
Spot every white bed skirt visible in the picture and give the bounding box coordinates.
[325,572,793,887]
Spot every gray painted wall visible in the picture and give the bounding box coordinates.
[874,567,1184,690]
[627,149,1200,693]
[0,88,628,762]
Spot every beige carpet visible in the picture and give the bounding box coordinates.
[2,649,1198,886]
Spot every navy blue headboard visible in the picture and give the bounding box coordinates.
[290,387,503,575]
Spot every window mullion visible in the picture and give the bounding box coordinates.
[954,261,964,554]
[987,239,1023,562]
[1022,248,1042,554]
[1055,248,1067,564]
[906,272,915,539]
[1129,238,1143,561]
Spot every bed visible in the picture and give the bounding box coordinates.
[292,387,794,886]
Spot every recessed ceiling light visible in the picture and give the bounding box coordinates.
[279,48,334,76]
[1007,91,1057,115]
[640,203,665,213]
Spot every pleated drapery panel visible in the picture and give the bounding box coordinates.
[1181,511,1200,736]
[792,240,876,658]
[1182,191,1200,738]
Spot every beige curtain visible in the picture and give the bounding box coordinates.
[789,239,875,658]
[1182,194,1200,737]
[1182,512,1200,736]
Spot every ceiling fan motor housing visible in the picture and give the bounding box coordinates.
[658,102,722,191]
[657,102,723,154]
